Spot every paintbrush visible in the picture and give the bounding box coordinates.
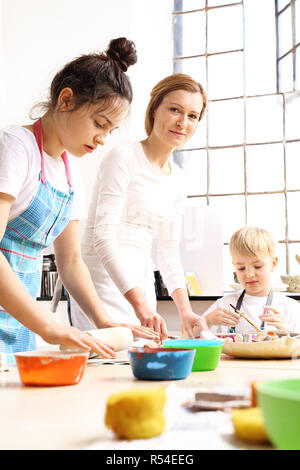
[229,304,261,332]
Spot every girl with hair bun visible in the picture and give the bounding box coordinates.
[0,37,158,365]
[70,73,210,339]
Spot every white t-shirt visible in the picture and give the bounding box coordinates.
[203,290,300,334]
[81,141,187,296]
[0,126,87,221]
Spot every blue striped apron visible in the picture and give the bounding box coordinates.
[0,119,74,364]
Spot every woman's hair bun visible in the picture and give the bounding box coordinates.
[106,37,137,72]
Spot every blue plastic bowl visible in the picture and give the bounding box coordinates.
[128,347,195,381]
[163,339,223,371]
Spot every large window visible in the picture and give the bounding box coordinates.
[276,0,300,92]
[173,0,300,287]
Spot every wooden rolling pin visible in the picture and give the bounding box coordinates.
[60,327,134,353]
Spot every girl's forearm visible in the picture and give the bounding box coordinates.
[57,258,112,328]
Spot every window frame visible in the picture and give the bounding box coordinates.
[275,0,300,93]
[172,0,300,277]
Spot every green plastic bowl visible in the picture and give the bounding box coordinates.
[162,339,223,371]
[258,378,300,450]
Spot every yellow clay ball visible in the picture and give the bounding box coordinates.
[105,387,167,440]
[232,407,270,444]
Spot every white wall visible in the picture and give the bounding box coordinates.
[77,0,174,218]
[1,0,130,126]
[129,0,173,141]
[180,203,224,296]
[0,0,173,208]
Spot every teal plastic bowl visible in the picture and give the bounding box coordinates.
[162,339,223,371]
[258,378,300,450]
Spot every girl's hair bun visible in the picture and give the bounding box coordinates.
[106,37,137,72]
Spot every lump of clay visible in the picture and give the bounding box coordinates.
[105,387,167,439]
[232,407,270,444]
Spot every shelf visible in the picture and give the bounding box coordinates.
[37,293,300,303]
[285,292,300,300]
[157,295,222,301]
[157,292,300,302]
[37,296,67,301]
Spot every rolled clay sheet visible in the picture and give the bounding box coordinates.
[60,326,134,353]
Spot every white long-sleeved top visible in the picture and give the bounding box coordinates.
[70,142,187,328]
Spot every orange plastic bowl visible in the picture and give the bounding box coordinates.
[14,350,89,386]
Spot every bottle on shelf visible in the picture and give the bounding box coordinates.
[38,255,66,300]
[154,271,169,298]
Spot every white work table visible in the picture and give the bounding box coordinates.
[1,353,300,451]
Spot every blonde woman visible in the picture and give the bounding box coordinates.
[70,74,209,338]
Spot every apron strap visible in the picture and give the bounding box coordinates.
[61,152,73,189]
[236,289,246,311]
[229,288,274,333]
[33,119,73,189]
[229,289,246,333]
[33,119,46,184]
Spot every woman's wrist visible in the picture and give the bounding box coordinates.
[171,288,193,319]
[133,302,149,315]
[124,287,147,312]
[178,308,194,319]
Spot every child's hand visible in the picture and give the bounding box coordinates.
[259,306,290,331]
[205,307,240,328]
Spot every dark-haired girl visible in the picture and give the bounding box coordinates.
[0,38,158,364]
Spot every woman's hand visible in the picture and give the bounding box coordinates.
[123,288,168,340]
[134,305,168,340]
[259,306,290,331]
[40,322,116,358]
[180,311,210,338]
[105,322,162,342]
[203,307,240,329]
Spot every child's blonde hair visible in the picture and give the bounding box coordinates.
[230,226,276,259]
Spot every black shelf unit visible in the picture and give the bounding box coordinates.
[157,293,300,301]
[157,295,223,301]
[37,263,300,303]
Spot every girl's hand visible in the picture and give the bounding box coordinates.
[41,322,116,358]
[180,311,209,338]
[205,307,240,328]
[259,306,290,331]
[134,306,168,340]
